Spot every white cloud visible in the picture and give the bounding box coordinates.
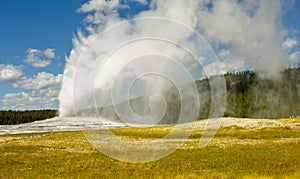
[1,91,58,110]
[77,0,123,26]
[218,49,231,60]
[283,38,298,50]
[0,72,62,110]
[44,48,56,59]
[2,92,40,105]
[24,48,57,68]
[289,51,300,63]
[77,0,149,13]
[13,72,62,91]
[133,0,148,5]
[77,0,121,13]
[0,64,23,82]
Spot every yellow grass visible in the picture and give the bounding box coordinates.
[0,121,299,178]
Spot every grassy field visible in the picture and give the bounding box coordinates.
[0,120,300,178]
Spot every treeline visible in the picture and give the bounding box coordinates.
[197,68,300,119]
[0,110,58,125]
[223,68,300,118]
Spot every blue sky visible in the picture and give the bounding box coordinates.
[0,0,88,109]
[0,0,86,73]
[0,0,300,110]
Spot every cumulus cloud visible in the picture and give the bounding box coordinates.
[132,0,148,5]
[1,91,58,110]
[1,92,40,108]
[0,64,23,82]
[77,0,124,27]
[1,72,62,110]
[218,49,231,60]
[78,0,121,13]
[78,0,148,13]
[24,48,57,68]
[13,72,62,91]
[289,51,300,63]
[44,48,56,59]
[283,38,298,50]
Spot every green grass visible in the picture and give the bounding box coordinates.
[216,127,300,139]
[0,126,299,178]
[110,126,300,140]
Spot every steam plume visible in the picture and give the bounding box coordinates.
[59,0,292,117]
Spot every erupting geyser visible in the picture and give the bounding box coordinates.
[59,0,291,125]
